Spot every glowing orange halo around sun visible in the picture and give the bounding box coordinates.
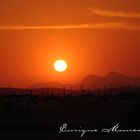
[54,60,67,72]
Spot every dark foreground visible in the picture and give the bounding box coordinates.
[0,87,140,140]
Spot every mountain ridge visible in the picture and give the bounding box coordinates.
[30,72,140,89]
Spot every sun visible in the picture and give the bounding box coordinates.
[54,60,67,72]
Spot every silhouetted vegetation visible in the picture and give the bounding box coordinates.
[0,87,140,139]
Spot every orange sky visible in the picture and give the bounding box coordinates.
[0,0,140,87]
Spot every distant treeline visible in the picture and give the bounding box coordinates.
[0,86,140,99]
[0,86,140,114]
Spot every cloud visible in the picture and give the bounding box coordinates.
[0,23,140,30]
[88,7,140,18]
[0,23,122,30]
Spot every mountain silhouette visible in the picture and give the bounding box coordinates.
[30,81,63,89]
[30,71,140,89]
[78,71,140,89]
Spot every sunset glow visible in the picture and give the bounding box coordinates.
[0,0,140,88]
